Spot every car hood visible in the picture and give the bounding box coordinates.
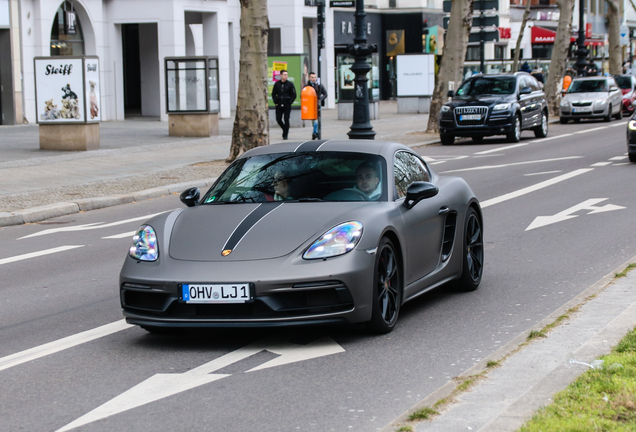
[168,202,372,261]
[563,92,609,102]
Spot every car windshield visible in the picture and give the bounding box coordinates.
[201,151,387,204]
[614,76,632,89]
[456,77,517,96]
[567,79,608,93]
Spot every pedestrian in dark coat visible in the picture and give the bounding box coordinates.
[272,70,297,140]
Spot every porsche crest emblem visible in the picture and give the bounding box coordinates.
[222,249,232,256]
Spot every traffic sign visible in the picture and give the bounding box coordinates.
[330,0,355,6]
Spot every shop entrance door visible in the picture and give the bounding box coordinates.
[122,23,160,118]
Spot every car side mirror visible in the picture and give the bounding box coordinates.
[180,187,200,207]
[447,90,454,97]
[610,86,618,92]
[519,86,532,96]
[403,182,439,209]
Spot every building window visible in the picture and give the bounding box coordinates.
[466,46,480,61]
[268,28,281,54]
[50,1,84,56]
[511,48,523,59]
[495,45,505,59]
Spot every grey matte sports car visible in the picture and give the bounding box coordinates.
[120,140,484,334]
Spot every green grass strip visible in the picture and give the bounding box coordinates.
[518,326,636,432]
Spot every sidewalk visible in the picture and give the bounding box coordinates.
[0,101,438,225]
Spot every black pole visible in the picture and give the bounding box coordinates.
[347,0,376,140]
[317,0,325,139]
[479,6,485,73]
[574,0,589,76]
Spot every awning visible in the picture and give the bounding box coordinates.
[530,26,603,46]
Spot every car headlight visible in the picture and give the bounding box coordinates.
[629,120,636,130]
[129,225,159,261]
[441,105,450,112]
[303,221,363,260]
[560,100,569,107]
[595,99,607,107]
[492,103,510,111]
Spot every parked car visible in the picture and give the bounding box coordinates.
[439,72,548,145]
[559,76,623,123]
[614,75,636,115]
[119,141,484,334]
[626,114,636,162]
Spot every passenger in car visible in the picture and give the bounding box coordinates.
[354,162,382,200]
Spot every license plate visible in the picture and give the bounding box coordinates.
[573,107,591,113]
[460,114,481,121]
[181,284,251,303]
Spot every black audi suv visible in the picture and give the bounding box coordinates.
[438,72,549,145]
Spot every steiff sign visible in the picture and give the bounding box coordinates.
[34,56,101,124]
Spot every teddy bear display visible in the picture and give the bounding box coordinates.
[89,81,99,119]
[39,99,61,120]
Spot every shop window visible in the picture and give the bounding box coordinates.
[532,44,553,59]
[50,1,84,56]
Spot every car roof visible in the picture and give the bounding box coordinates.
[240,140,414,159]
[571,76,611,80]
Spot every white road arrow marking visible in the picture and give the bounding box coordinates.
[19,212,169,239]
[0,245,84,266]
[55,336,344,432]
[526,198,626,231]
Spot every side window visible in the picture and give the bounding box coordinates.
[394,151,430,199]
[528,76,540,91]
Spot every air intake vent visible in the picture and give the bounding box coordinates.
[441,212,458,261]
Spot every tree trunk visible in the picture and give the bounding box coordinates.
[545,0,574,119]
[606,0,622,75]
[513,0,533,72]
[426,0,474,134]
[227,0,270,162]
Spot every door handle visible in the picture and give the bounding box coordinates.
[439,206,450,215]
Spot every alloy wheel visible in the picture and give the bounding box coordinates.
[376,243,400,326]
[464,212,484,283]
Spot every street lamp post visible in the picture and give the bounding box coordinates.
[574,0,589,76]
[347,0,376,140]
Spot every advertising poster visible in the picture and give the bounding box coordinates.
[35,57,85,123]
[267,55,305,108]
[84,58,100,122]
[396,54,435,97]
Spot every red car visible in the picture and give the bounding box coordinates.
[614,75,636,114]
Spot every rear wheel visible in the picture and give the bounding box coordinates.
[456,207,484,292]
[560,117,568,124]
[472,136,484,142]
[506,115,521,142]
[629,152,636,163]
[534,112,548,138]
[367,237,402,334]
[440,134,455,145]
[573,118,581,123]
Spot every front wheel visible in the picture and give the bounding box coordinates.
[455,207,484,292]
[534,112,548,138]
[506,115,521,142]
[560,117,568,124]
[367,237,402,334]
[604,105,612,122]
[440,134,455,145]
[615,106,623,120]
[629,152,636,163]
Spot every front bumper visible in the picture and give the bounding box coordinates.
[439,112,514,137]
[120,248,376,328]
[559,104,609,119]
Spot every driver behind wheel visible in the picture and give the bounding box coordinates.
[354,162,382,200]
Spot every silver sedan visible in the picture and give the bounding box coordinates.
[559,76,623,123]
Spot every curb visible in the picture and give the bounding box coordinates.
[0,178,216,228]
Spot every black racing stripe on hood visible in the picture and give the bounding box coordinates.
[295,140,328,153]
[222,202,284,252]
